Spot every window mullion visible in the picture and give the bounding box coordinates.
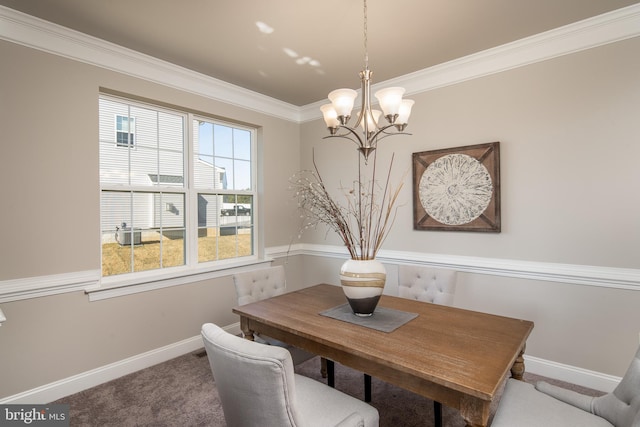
[185,113,198,268]
[156,110,163,269]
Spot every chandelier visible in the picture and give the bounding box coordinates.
[320,0,414,161]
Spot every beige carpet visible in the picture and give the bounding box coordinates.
[53,350,604,426]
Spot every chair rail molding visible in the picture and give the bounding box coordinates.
[0,260,276,303]
[4,244,635,303]
[274,243,640,291]
[0,270,101,304]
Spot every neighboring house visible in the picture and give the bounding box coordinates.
[99,98,227,243]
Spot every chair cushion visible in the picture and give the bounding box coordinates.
[535,380,595,411]
[295,374,378,427]
[492,379,614,427]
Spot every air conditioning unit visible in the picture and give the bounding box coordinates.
[116,226,141,246]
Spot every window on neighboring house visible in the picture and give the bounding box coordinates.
[116,115,135,147]
[99,95,257,280]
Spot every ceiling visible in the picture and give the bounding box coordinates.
[1,0,638,106]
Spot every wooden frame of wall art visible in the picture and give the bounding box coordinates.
[412,141,501,232]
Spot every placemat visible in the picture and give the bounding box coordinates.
[320,303,418,333]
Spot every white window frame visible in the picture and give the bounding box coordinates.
[92,94,263,299]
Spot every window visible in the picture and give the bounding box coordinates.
[194,119,254,263]
[116,115,135,147]
[99,95,256,280]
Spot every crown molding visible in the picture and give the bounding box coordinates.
[299,3,640,122]
[0,5,301,122]
[1,4,639,124]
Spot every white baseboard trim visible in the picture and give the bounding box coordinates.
[525,355,621,393]
[1,321,617,404]
[0,323,241,404]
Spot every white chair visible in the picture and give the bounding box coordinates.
[363,265,458,425]
[233,265,289,306]
[397,264,457,305]
[233,266,330,380]
[201,323,379,427]
[492,345,640,427]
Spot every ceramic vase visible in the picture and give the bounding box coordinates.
[339,259,386,316]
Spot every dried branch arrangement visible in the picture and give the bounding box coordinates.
[290,151,404,260]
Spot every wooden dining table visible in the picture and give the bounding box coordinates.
[233,283,534,427]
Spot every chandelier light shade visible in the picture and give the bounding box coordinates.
[396,99,415,130]
[320,0,414,161]
[328,89,358,120]
[374,87,405,120]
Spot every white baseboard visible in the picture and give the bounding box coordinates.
[0,322,241,404]
[525,355,621,393]
[1,321,617,404]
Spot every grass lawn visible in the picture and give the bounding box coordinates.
[102,230,252,276]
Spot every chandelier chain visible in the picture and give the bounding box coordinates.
[363,0,368,69]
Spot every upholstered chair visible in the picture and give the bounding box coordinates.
[233,265,330,380]
[233,265,288,306]
[397,265,457,305]
[492,345,640,427]
[233,266,315,362]
[201,323,379,427]
[376,265,457,426]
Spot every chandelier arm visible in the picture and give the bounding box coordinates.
[323,125,366,146]
[322,134,360,146]
[374,130,412,139]
[367,125,411,143]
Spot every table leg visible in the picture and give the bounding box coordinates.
[511,345,526,380]
[327,359,335,388]
[239,316,255,341]
[364,374,372,402]
[434,401,442,427]
[460,395,489,427]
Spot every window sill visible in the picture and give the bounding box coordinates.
[85,258,273,301]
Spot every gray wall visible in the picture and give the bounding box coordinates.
[0,39,301,398]
[299,37,640,376]
[0,33,639,400]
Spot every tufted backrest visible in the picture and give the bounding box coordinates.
[201,323,301,427]
[592,345,640,427]
[233,265,287,306]
[397,265,457,306]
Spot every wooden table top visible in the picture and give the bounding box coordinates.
[233,283,534,403]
